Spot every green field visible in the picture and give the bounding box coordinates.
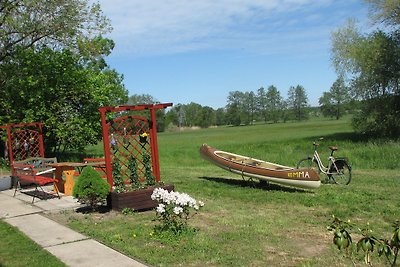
[57,117,400,266]
[3,117,400,266]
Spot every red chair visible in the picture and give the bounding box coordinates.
[12,163,59,203]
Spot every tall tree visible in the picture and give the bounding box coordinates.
[0,0,111,62]
[266,85,283,123]
[177,105,186,127]
[331,0,400,137]
[0,46,127,152]
[365,0,400,27]
[287,85,309,121]
[127,94,158,105]
[215,108,226,126]
[184,102,203,127]
[198,106,215,128]
[0,0,127,151]
[243,91,256,125]
[164,104,182,128]
[319,77,350,119]
[256,87,268,122]
[226,91,243,126]
[319,92,335,118]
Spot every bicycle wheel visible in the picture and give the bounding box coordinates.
[297,157,319,172]
[329,160,351,185]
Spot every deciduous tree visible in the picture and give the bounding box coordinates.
[243,91,256,125]
[226,91,244,126]
[0,46,127,152]
[287,85,309,121]
[319,77,350,119]
[330,0,400,137]
[0,0,111,62]
[256,87,268,123]
[266,85,283,123]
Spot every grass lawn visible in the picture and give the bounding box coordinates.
[2,117,399,266]
[0,220,66,267]
[48,117,400,266]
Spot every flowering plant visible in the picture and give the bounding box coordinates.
[151,188,204,233]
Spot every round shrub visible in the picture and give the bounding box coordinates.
[73,166,110,209]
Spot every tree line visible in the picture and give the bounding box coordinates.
[162,85,311,129]
[132,80,356,131]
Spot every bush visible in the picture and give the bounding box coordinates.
[328,216,400,266]
[352,96,400,139]
[151,188,204,234]
[73,166,110,209]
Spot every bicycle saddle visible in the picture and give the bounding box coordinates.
[329,146,338,151]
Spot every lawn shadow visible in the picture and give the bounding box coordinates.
[75,204,111,214]
[199,176,310,193]
[307,131,378,144]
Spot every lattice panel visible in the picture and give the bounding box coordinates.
[11,129,42,161]
[108,116,152,183]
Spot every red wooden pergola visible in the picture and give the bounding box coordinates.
[0,122,45,166]
[99,103,172,189]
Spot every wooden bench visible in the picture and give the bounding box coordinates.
[12,157,60,203]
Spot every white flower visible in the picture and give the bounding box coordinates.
[156,204,165,214]
[173,206,183,215]
[152,188,204,231]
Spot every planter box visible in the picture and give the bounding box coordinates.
[109,184,174,211]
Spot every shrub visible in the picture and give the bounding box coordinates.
[73,166,110,210]
[352,96,400,138]
[151,188,204,234]
[328,216,400,266]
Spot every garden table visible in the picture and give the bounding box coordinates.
[49,161,106,195]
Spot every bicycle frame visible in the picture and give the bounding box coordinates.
[311,146,338,175]
[298,139,352,185]
[311,150,328,174]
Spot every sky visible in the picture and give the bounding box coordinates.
[94,0,370,109]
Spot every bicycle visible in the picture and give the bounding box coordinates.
[296,138,352,185]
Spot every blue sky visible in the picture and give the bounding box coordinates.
[95,0,370,109]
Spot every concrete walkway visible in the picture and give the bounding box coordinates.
[0,188,148,267]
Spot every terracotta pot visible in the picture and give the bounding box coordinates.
[109,184,174,211]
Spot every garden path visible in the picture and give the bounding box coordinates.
[0,188,148,267]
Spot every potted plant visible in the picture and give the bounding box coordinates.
[96,106,175,212]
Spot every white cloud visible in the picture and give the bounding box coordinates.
[93,0,365,57]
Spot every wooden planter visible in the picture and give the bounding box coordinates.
[109,184,174,211]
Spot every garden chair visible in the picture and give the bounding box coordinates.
[12,158,60,203]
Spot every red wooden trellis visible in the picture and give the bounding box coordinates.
[0,123,45,166]
[99,103,172,189]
